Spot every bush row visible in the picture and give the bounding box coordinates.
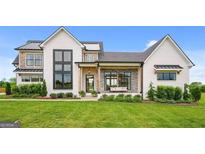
[12,80,47,97]
[99,94,142,103]
[147,83,201,103]
[78,90,98,97]
[50,92,74,99]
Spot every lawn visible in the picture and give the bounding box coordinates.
[0,99,205,128]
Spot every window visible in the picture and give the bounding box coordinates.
[26,54,43,66]
[85,54,96,62]
[22,76,30,82]
[35,54,43,66]
[21,75,43,82]
[104,72,131,91]
[157,72,176,80]
[26,54,34,66]
[54,50,72,89]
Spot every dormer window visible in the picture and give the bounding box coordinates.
[84,54,96,62]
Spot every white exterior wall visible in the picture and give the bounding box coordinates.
[43,30,82,96]
[143,38,191,99]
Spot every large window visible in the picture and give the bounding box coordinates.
[22,75,43,82]
[104,72,131,91]
[53,50,72,89]
[84,54,96,62]
[157,72,176,80]
[26,54,43,66]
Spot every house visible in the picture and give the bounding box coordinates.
[12,27,194,99]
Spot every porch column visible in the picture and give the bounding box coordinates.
[97,67,101,92]
[78,67,83,91]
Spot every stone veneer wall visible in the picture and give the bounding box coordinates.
[99,69,138,93]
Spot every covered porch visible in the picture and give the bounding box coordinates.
[76,62,143,95]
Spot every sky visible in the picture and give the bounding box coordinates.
[0,26,205,83]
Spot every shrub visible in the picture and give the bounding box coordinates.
[17,84,42,95]
[156,86,167,99]
[102,94,108,99]
[200,85,205,93]
[12,93,29,98]
[115,94,124,102]
[91,91,97,97]
[183,84,191,100]
[105,95,115,101]
[165,86,175,100]
[174,87,182,100]
[41,80,47,96]
[79,90,86,97]
[65,92,73,98]
[50,93,57,99]
[133,95,142,103]
[189,85,201,102]
[124,95,133,102]
[147,82,155,101]
[11,85,19,94]
[57,93,64,98]
[5,82,11,95]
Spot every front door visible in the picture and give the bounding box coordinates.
[86,75,94,93]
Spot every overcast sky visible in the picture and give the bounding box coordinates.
[0,26,204,83]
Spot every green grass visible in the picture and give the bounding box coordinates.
[199,93,205,105]
[0,100,205,128]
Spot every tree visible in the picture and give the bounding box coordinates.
[183,84,190,101]
[41,80,47,96]
[9,77,16,83]
[147,82,155,101]
[189,84,201,102]
[5,82,11,95]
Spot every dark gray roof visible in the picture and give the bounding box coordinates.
[99,52,145,62]
[15,40,104,51]
[12,55,19,65]
[14,68,43,72]
[154,65,183,69]
[15,40,43,50]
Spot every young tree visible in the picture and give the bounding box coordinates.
[147,82,155,101]
[183,83,190,101]
[41,80,47,96]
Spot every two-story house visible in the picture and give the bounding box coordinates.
[12,27,194,99]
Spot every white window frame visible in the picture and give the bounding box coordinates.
[26,53,43,67]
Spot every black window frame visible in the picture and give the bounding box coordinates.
[104,71,132,91]
[53,50,73,90]
[157,72,176,81]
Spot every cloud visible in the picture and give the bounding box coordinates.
[146,40,157,48]
[187,49,205,83]
[0,56,15,81]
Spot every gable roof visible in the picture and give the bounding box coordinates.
[40,27,84,48]
[143,35,195,66]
